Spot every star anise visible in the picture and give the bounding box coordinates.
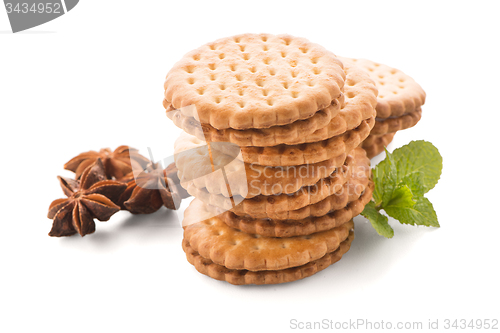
[48,158,127,237]
[118,163,182,214]
[64,146,150,180]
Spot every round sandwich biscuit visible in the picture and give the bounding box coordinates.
[218,184,371,237]
[229,116,374,166]
[165,97,343,147]
[361,132,396,159]
[164,33,346,129]
[166,59,377,146]
[183,199,353,271]
[182,230,354,285]
[371,108,422,135]
[338,56,425,119]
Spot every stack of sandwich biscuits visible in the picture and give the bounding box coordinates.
[164,34,378,285]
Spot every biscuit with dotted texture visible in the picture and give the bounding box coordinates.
[164,33,346,129]
[339,57,425,119]
[166,59,376,146]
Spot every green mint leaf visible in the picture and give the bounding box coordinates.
[373,148,398,205]
[364,140,442,236]
[401,171,425,198]
[384,197,439,227]
[391,140,442,193]
[361,201,394,238]
[385,184,416,210]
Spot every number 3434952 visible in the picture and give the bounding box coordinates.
[5,3,62,14]
[444,319,498,330]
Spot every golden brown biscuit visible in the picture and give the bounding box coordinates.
[183,199,353,271]
[182,230,354,285]
[371,108,422,135]
[219,183,372,237]
[165,97,343,147]
[230,117,374,166]
[232,172,371,220]
[361,132,396,159]
[164,33,346,129]
[166,60,376,146]
[339,57,425,119]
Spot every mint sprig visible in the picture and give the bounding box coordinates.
[361,140,442,238]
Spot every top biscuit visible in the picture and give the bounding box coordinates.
[338,57,425,119]
[164,33,346,129]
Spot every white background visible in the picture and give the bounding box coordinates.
[1,1,499,332]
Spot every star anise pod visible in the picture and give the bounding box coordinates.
[118,163,182,214]
[164,162,190,199]
[64,146,150,180]
[48,158,127,237]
